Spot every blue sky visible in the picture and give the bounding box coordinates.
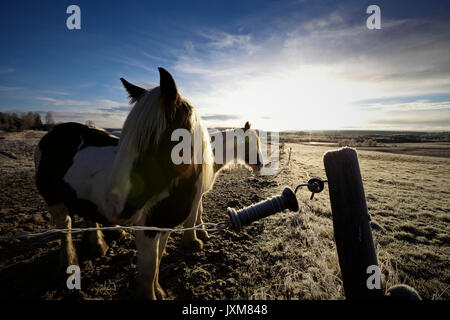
[0,0,449,131]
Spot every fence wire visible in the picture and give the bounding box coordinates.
[0,222,230,242]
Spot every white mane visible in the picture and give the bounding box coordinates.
[119,87,167,154]
[190,110,215,193]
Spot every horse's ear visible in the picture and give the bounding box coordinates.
[158,67,178,103]
[120,78,146,103]
[244,121,251,131]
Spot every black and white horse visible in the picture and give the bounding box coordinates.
[34,67,263,299]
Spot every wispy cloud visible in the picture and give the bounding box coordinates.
[78,82,97,89]
[36,97,92,106]
[43,90,71,96]
[0,67,15,74]
[140,50,172,63]
[46,109,128,128]
[0,85,22,91]
[96,99,128,108]
[201,113,242,121]
[30,96,130,127]
[362,100,450,112]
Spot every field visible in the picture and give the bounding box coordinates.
[0,130,448,300]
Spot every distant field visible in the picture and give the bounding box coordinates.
[358,142,450,158]
[296,142,450,158]
[281,130,450,158]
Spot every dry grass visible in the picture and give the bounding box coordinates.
[230,144,449,300]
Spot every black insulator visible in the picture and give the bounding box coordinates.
[227,187,299,232]
[307,177,325,194]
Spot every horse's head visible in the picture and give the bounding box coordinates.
[241,121,264,173]
[109,68,209,221]
[120,67,193,150]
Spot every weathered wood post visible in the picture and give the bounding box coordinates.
[323,147,384,299]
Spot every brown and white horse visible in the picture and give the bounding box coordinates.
[34,67,263,299]
[189,122,265,244]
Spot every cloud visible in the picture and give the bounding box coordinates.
[78,82,97,89]
[97,99,129,108]
[304,11,345,30]
[201,114,242,121]
[0,67,15,74]
[98,106,130,113]
[30,96,131,127]
[43,90,71,96]
[140,50,172,63]
[111,55,156,73]
[375,100,450,112]
[167,10,450,130]
[199,31,255,52]
[36,97,91,106]
[0,85,22,91]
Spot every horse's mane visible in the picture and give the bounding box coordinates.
[191,111,215,194]
[119,87,167,154]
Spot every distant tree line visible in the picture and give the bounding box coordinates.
[0,111,55,132]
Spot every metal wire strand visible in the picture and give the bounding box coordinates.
[0,168,325,242]
[0,222,229,242]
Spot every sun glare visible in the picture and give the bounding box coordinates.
[194,66,375,131]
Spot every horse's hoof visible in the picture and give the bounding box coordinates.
[197,230,209,241]
[183,237,204,251]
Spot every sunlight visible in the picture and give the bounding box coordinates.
[192,65,376,131]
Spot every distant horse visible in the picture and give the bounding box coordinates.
[191,121,264,243]
[34,67,263,299]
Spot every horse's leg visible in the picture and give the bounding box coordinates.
[108,225,128,241]
[154,231,169,299]
[195,199,209,241]
[182,195,203,251]
[136,230,160,300]
[48,203,78,268]
[99,222,127,242]
[84,220,109,256]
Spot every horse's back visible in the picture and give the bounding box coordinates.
[35,122,118,207]
[38,122,118,153]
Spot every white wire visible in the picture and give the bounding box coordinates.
[0,222,222,242]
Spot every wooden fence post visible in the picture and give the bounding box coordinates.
[323,147,384,299]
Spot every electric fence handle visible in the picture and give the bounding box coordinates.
[227,187,299,232]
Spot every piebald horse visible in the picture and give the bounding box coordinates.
[34,67,263,299]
